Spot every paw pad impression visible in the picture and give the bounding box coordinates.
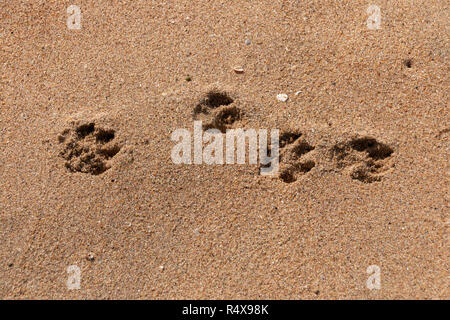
[58,122,121,175]
[277,131,316,183]
[331,136,394,183]
[193,90,242,133]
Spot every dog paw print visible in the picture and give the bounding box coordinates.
[58,122,121,175]
[277,131,316,183]
[193,90,242,133]
[330,136,394,183]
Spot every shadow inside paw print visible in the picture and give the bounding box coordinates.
[331,136,394,183]
[58,122,121,175]
[277,131,316,183]
[193,90,242,133]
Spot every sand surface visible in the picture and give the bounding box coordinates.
[0,1,448,299]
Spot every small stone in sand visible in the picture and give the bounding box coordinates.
[276,93,289,102]
[233,67,244,74]
[87,253,95,262]
[244,39,251,45]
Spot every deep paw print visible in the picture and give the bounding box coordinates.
[193,90,242,133]
[277,131,316,183]
[330,136,394,183]
[58,122,121,175]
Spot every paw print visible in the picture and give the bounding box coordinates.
[58,121,121,175]
[330,136,394,183]
[193,90,242,132]
[277,131,316,183]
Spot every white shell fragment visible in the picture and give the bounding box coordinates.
[233,66,244,74]
[276,93,289,102]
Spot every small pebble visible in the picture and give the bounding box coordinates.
[87,253,95,261]
[233,66,244,74]
[276,93,289,102]
[244,39,251,45]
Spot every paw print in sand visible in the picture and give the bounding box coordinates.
[193,90,242,133]
[277,131,316,183]
[58,122,121,175]
[330,136,394,183]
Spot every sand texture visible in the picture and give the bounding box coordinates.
[0,1,448,299]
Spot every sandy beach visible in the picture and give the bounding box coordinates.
[0,0,448,299]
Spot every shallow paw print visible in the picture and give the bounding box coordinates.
[58,122,121,175]
[277,131,316,183]
[193,90,242,133]
[330,136,394,183]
